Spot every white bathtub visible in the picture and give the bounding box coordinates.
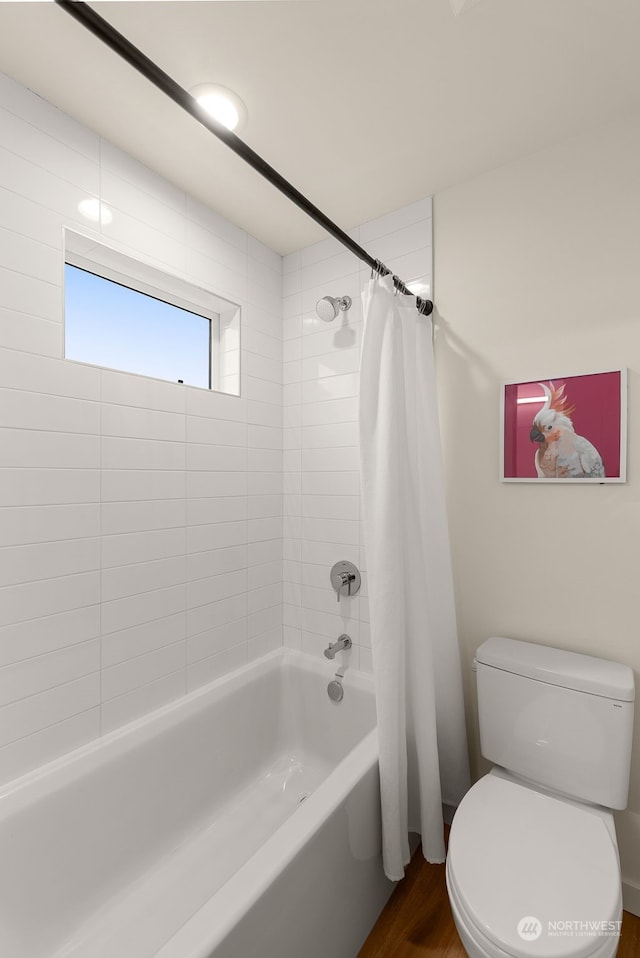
[0,648,393,958]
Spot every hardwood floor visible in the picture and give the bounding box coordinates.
[358,843,640,957]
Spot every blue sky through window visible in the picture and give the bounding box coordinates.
[64,264,211,388]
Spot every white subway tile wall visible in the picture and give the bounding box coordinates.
[282,199,433,674]
[0,71,282,783]
[0,67,432,786]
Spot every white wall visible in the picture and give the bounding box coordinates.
[0,72,283,785]
[433,109,640,902]
[282,201,432,670]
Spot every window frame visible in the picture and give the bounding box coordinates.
[63,229,241,395]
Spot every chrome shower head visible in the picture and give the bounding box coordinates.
[315,295,352,322]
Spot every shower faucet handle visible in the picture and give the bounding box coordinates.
[337,571,354,601]
[330,561,361,603]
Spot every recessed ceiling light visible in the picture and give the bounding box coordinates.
[190,83,247,133]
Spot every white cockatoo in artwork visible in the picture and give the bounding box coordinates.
[529,382,605,479]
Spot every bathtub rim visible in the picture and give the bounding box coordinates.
[153,725,380,958]
[0,648,380,958]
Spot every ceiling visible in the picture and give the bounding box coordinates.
[1,0,640,255]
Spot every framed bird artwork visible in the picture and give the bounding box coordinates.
[501,369,627,482]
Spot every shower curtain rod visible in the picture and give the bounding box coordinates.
[54,0,433,316]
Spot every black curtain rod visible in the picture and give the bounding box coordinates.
[54,0,433,316]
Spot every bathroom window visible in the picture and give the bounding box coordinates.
[63,230,240,394]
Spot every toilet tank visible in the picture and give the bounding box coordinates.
[476,637,635,809]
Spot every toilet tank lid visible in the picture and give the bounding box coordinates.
[476,637,635,702]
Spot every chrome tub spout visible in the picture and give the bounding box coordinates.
[324,634,352,659]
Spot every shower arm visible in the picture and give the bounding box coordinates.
[53,0,433,317]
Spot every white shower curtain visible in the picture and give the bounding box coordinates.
[359,274,470,881]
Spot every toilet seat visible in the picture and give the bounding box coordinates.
[446,771,621,958]
[447,868,618,958]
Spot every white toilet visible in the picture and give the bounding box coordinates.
[446,637,635,958]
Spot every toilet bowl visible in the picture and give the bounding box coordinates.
[446,770,621,958]
[446,638,634,958]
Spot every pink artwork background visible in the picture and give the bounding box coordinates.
[503,371,622,479]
